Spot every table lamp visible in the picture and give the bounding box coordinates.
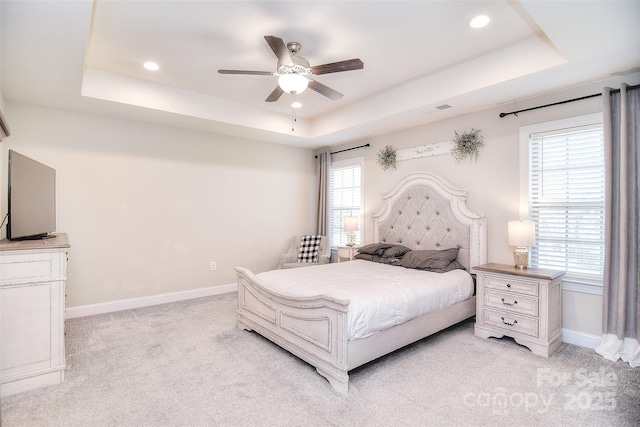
[508,220,535,269]
[344,216,359,246]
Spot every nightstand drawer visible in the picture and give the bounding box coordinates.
[484,291,539,316]
[484,309,539,337]
[485,275,538,297]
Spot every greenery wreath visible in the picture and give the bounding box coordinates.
[377,145,397,171]
[451,129,484,162]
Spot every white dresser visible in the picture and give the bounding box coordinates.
[0,234,69,396]
[473,263,564,357]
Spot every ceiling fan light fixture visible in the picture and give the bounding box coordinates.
[278,73,309,94]
[219,36,359,103]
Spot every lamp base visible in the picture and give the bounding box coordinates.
[513,247,529,269]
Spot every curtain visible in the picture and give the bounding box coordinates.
[315,151,330,235]
[595,83,640,367]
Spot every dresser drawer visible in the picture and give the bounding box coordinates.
[484,275,538,297]
[483,309,539,338]
[484,290,539,317]
[0,251,66,286]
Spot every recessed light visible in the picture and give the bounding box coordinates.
[291,101,302,109]
[470,15,490,29]
[143,61,160,71]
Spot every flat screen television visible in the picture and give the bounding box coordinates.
[7,150,57,240]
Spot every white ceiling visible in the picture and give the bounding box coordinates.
[2,0,639,148]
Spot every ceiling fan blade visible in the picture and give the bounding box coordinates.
[264,35,292,65]
[311,58,364,75]
[218,69,274,76]
[308,79,343,101]
[265,86,284,102]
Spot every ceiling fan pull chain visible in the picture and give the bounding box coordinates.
[291,95,297,132]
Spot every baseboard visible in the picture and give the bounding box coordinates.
[66,289,605,350]
[65,283,237,319]
[562,328,602,349]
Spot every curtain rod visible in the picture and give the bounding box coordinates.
[499,84,639,118]
[499,93,601,118]
[315,143,370,158]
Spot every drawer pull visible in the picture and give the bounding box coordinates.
[501,317,518,326]
[501,298,518,307]
[506,283,511,288]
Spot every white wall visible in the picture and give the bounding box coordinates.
[1,103,316,308]
[326,74,640,338]
[0,0,3,112]
[0,2,4,188]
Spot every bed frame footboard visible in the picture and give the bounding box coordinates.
[235,267,477,395]
[235,267,351,394]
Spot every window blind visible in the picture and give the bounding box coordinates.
[529,123,605,278]
[329,160,362,247]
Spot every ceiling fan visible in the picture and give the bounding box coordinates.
[218,35,364,103]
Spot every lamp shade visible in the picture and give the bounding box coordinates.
[508,221,536,246]
[344,216,359,232]
[278,73,309,94]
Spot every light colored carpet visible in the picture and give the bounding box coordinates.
[2,292,639,427]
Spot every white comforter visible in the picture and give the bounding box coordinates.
[256,260,474,340]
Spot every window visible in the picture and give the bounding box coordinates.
[520,114,605,286]
[329,157,363,248]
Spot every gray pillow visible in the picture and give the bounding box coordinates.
[357,243,411,257]
[397,248,460,271]
[382,244,411,258]
[354,253,402,265]
[357,243,395,255]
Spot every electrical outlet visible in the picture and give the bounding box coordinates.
[210,261,217,271]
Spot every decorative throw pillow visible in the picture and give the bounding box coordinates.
[298,235,322,263]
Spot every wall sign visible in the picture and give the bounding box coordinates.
[396,140,453,161]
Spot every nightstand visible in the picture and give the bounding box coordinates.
[337,245,360,262]
[472,263,565,357]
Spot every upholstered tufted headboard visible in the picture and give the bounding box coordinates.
[372,172,487,270]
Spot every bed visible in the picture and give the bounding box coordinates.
[235,172,487,394]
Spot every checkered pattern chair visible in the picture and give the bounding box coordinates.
[277,235,331,269]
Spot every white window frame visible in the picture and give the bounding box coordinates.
[329,157,364,249]
[519,113,604,295]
